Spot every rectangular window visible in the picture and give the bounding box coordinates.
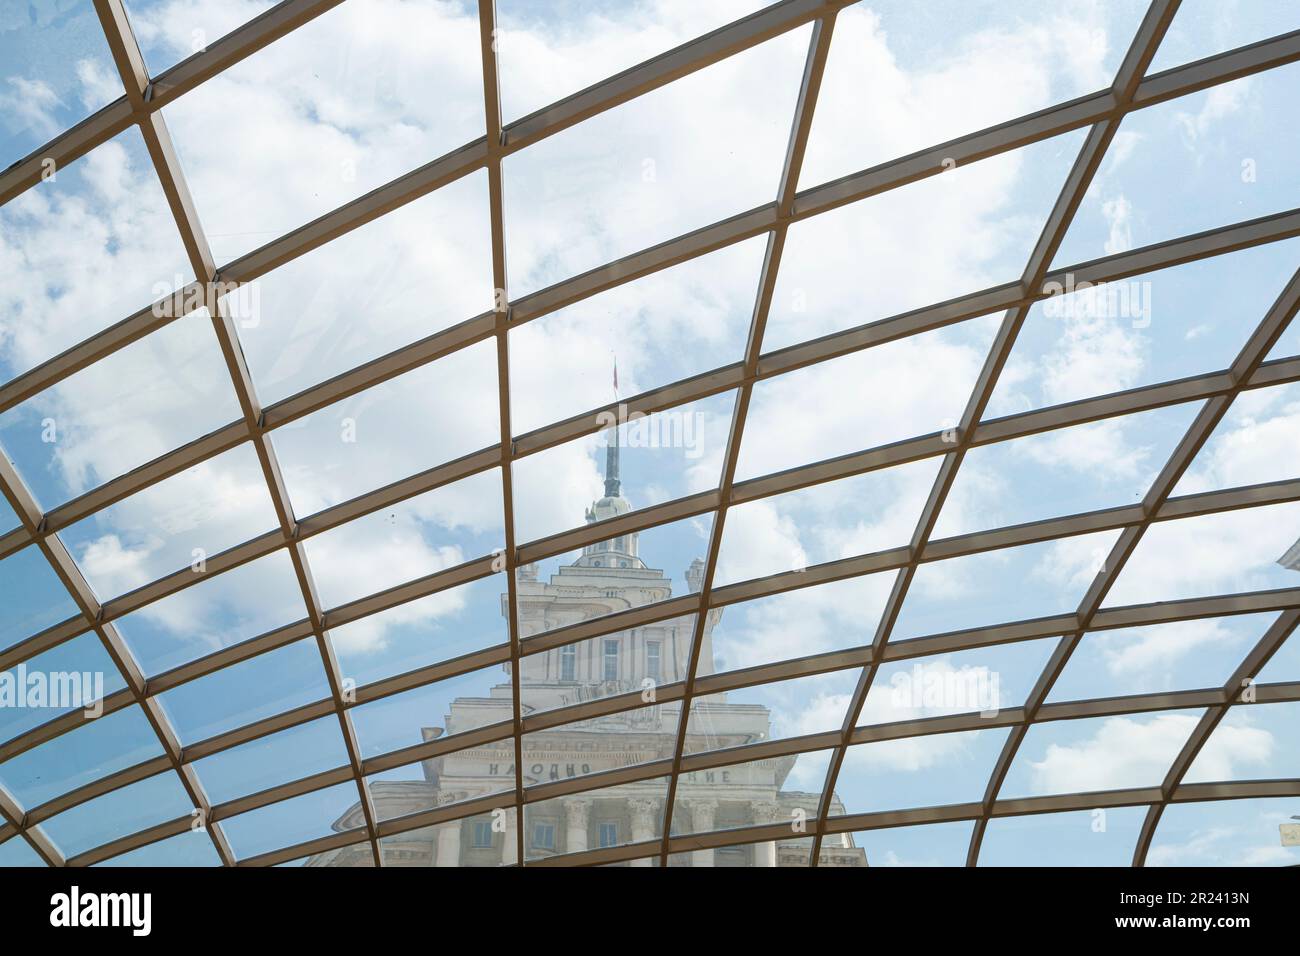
[599,823,618,848]
[532,822,555,851]
[646,640,661,682]
[603,639,619,681]
[560,643,576,681]
[471,821,492,848]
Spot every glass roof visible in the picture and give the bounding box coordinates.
[0,0,1298,870]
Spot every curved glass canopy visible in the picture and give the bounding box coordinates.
[0,0,1298,868]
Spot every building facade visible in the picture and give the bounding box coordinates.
[309,434,865,866]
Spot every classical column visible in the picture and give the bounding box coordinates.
[688,800,717,868]
[564,798,592,855]
[501,807,518,866]
[628,797,660,867]
[435,821,462,868]
[751,800,782,867]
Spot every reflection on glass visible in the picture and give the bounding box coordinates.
[364,741,516,824]
[370,810,516,868]
[525,777,668,863]
[220,781,364,862]
[191,716,350,807]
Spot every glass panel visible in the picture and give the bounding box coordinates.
[374,809,516,868]
[979,806,1147,866]
[331,574,510,688]
[512,392,731,544]
[0,494,17,535]
[93,829,221,867]
[0,126,192,381]
[990,237,1300,415]
[0,633,125,745]
[1148,797,1300,866]
[524,776,669,861]
[1054,62,1300,269]
[1049,613,1276,702]
[0,310,242,509]
[1172,381,1300,496]
[349,665,509,761]
[867,639,1058,723]
[366,740,515,823]
[1184,700,1300,784]
[768,132,1083,352]
[191,716,350,806]
[302,468,504,611]
[515,514,714,639]
[271,340,500,517]
[1148,0,1300,73]
[933,402,1201,539]
[683,672,854,757]
[1001,710,1205,798]
[220,781,364,861]
[1256,626,1300,684]
[892,529,1123,641]
[496,0,769,123]
[162,1,486,263]
[58,442,280,600]
[281,841,375,867]
[739,318,996,479]
[223,172,493,403]
[835,727,1010,814]
[1103,501,1300,607]
[509,237,762,435]
[519,622,695,716]
[710,573,893,674]
[851,820,974,866]
[0,705,162,811]
[112,548,307,677]
[156,638,330,745]
[669,749,830,837]
[0,0,120,167]
[705,835,821,867]
[40,771,194,860]
[800,0,1145,188]
[0,834,47,867]
[520,702,680,786]
[0,545,79,652]
[124,0,274,74]
[715,458,940,586]
[502,26,807,298]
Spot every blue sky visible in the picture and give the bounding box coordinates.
[1,0,1299,866]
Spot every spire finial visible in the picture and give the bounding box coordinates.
[605,355,621,498]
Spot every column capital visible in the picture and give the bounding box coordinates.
[750,800,783,825]
[564,797,593,828]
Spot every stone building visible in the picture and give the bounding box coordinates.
[310,432,865,866]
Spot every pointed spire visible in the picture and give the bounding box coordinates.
[605,354,621,498]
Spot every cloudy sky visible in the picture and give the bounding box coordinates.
[0,0,1298,866]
